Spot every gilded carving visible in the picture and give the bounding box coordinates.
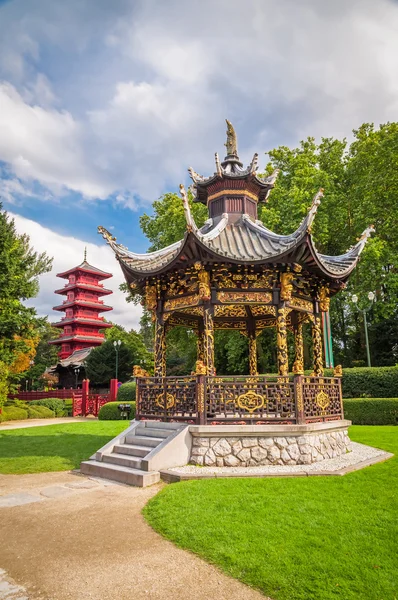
[315,390,330,411]
[216,320,247,330]
[276,307,289,376]
[214,304,247,317]
[145,283,157,313]
[296,382,304,412]
[217,291,272,304]
[256,318,277,329]
[319,285,330,312]
[179,306,203,316]
[250,305,276,317]
[225,119,238,155]
[292,323,304,375]
[133,365,150,377]
[288,297,314,312]
[280,272,294,302]
[333,365,343,378]
[197,382,205,413]
[312,314,324,376]
[236,390,265,413]
[204,307,215,375]
[195,360,207,375]
[154,320,166,378]
[248,334,258,376]
[155,392,175,410]
[164,294,200,312]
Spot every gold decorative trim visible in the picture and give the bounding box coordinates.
[208,189,259,203]
[164,294,200,312]
[289,297,314,312]
[251,305,276,317]
[214,304,247,317]
[155,392,175,410]
[236,390,265,413]
[315,390,330,411]
[217,291,272,304]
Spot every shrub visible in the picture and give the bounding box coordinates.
[341,367,398,398]
[1,406,28,421]
[98,401,136,420]
[30,398,67,417]
[344,398,398,425]
[117,381,137,403]
[64,398,73,416]
[27,406,55,419]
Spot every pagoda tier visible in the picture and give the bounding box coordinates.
[50,256,113,359]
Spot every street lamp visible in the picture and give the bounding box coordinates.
[74,366,81,388]
[351,291,376,367]
[113,340,122,381]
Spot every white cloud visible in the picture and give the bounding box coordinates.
[0,0,397,207]
[10,212,142,330]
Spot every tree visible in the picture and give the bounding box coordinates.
[85,340,133,386]
[105,324,153,372]
[0,205,52,405]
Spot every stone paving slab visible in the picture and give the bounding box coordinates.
[0,493,42,508]
[0,569,29,600]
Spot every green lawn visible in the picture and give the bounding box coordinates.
[144,426,397,600]
[0,421,127,474]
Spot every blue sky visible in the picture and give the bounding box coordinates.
[1,0,397,327]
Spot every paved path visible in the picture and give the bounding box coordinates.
[0,417,94,430]
[0,471,268,600]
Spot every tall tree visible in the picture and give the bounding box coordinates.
[0,205,52,404]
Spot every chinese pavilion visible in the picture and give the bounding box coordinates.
[50,251,113,360]
[98,121,373,435]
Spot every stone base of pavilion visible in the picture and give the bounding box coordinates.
[189,421,352,467]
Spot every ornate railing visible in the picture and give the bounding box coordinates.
[135,374,343,425]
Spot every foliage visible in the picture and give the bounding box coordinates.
[144,426,398,600]
[26,406,55,419]
[344,398,398,425]
[9,335,39,375]
[0,421,128,473]
[85,340,133,385]
[105,324,153,372]
[98,401,136,421]
[1,406,28,421]
[339,366,398,398]
[117,382,137,402]
[30,398,67,417]
[0,361,9,412]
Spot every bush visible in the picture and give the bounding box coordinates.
[30,398,67,417]
[64,398,73,416]
[27,406,55,419]
[117,382,137,402]
[344,398,398,425]
[340,367,398,398]
[98,401,136,420]
[1,406,28,421]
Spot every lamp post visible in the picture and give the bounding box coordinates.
[351,291,375,367]
[74,366,81,389]
[113,340,122,381]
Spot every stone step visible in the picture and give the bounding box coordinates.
[80,461,160,487]
[103,453,143,469]
[125,434,164,447]
[135,427,171,439]
[143,421,182,430]
[113,443,151,458]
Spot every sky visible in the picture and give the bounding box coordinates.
[1,0,398,329]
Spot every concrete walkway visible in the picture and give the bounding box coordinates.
[0,471,268,600]
[0,417,94,430]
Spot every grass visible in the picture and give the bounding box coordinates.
[144,426,398,600]
[0,421,128,474]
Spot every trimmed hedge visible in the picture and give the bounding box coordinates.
[117,382,136,402]
[1,406,28,421]
[344,398,398,425]
[98,401,136,421]
[30,398,67,417]
[340,367,398,398]
[27,406,55,419]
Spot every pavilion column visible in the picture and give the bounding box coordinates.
[196,326,205,363]
[154,315,166,378]
[246,320,258,376]
[293,322,304,375]
[203,305,215,376]
[312,313,324,376]
[276,306,289,376]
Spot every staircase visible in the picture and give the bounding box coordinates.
[81,421,188,487]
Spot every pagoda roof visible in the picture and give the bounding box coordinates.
[98,188,375,284]
[52,317,112,328]
[49,347,94,371]
[49,334,105,346]
[53,299,113,312]
[57,260,112,280]
[54,282,113,296]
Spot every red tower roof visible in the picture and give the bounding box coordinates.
[57,260,112,280]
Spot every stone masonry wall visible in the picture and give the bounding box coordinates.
[190,430,351,467]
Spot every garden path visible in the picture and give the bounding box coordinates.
[0,417,93,430]
[0,471,268,600]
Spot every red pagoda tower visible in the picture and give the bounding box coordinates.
[50,251,113,359]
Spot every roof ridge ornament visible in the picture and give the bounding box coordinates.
[249,153,258,174]
[225,119,238,157]
[306,188,324,232]
[215,152,222,176]
[98,225,116,243]
[179,184,198,233]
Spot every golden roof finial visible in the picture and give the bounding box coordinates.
[225,119,238,156]
[84,246,87,261]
